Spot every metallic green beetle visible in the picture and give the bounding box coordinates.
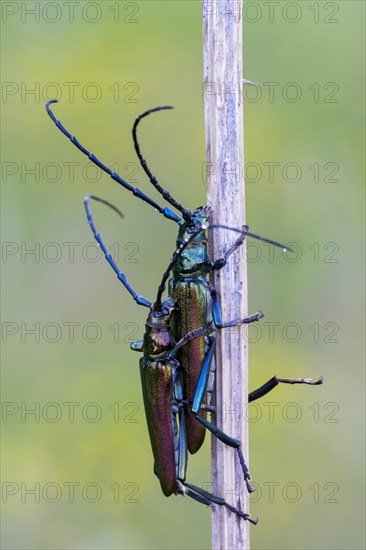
[83,195,322,514]
[131,108,294,459]
[83,195,260,521]
[47,102,323,493]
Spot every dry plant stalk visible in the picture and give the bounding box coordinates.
[203,1,250,548]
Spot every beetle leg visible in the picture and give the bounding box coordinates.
[200,404,216,412]
[177,481,258,524]
[243,78,261,86]
[173,368,188,483]
[211,289,264,328]
[194,414,254,494]
[211,225,248,270]
[249,375,323,402]
[186,335,254,492]
[191,336,216,413]
[130,339,144,352]
[166,325,215,359]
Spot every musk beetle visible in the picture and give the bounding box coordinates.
[84,195,261,521]
[46,100,294,462]
[83,195,322,518]
[46,102,323,497]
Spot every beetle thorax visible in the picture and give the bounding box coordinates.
[173,239,209,276]
[174,207,211,276]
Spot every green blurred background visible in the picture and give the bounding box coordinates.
[1,1,365,548]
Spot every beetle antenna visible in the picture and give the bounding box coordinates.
[155,226,204,310]
[209,223,293,252]
[155,222,267,308]
[46,100,182,225]
[132,106,193,224]
[85,195,125,219]
[84,194,152,308]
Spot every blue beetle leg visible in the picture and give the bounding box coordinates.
[248,376,279,402]
[211,290,264,328]
[181,482,258,524]
[173,368,188,483]
[224,501,258,525]
[130,340,144,352]
[176,481,212,505]
[211,225,248,270]
[215,310,264,329]
[193,414,254,494]
[178,326,256,494]
[277,376,323,385]
[177,404,188,482]
[249,375,323,402]
[191,336,216,414]
[166,326,217,459]
[166,325,215,360]
[200,404,216,412]
[243,78,261,87]
[84,195,152,308]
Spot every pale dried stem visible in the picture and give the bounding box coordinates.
[203,1,250,549]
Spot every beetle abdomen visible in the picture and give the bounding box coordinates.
[139,359,177,496]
